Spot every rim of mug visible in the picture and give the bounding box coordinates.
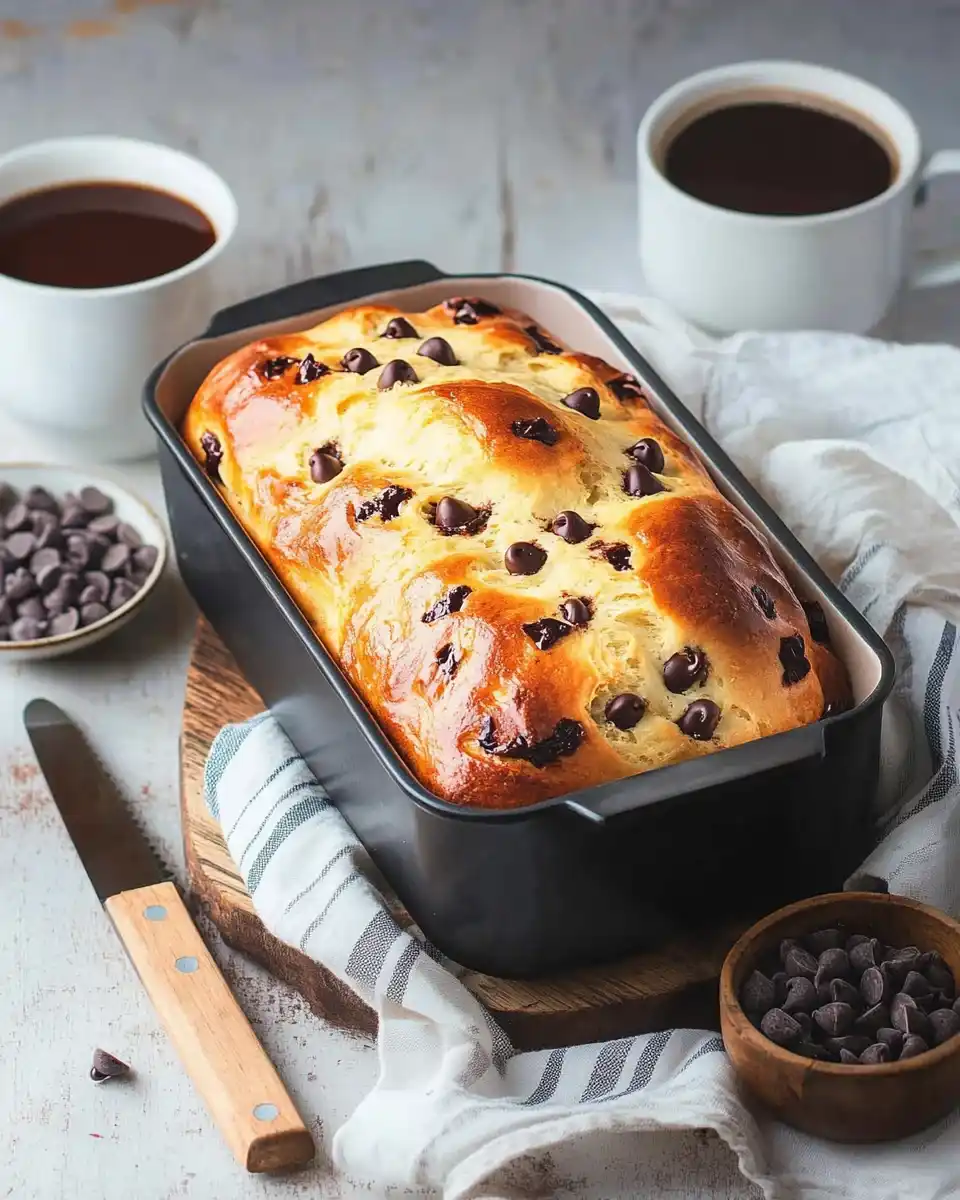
[638,60,923,227]
[0,135,238,297]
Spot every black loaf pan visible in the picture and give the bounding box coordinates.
[144,260,895,978]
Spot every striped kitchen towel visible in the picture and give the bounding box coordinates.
[206,298,960,1200]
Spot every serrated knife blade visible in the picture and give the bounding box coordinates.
[24,698,170,901]
[23,698,314,1174]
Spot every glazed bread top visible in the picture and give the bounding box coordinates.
[183,296,850,808]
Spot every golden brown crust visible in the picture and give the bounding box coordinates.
[183,297,851,808]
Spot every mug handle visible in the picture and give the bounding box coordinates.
[910,150,960,289]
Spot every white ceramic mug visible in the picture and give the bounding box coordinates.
[637,61,960,334]
[0,137,237,459]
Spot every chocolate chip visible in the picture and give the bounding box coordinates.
[551,511,593,544]
[604,693,647,730]
[795,1039,831,1060]
[850,937,882,975]
[779,938,801,965]
[779,634,811,685]
[623,463,666,497]
[844,873,888,894]
[741,969,776,1014]
[608,373,644,402]
[436,643,460,680]
[16,597,44,620]
[511,417,559,445]
[876,1027,904,1056]
[822,1035,871,1059]
[80,602,109,627]
[444,297,499,325]
[27,547,59,576]
[87,513,119,537]
[677,699,720,740]
[434,497,485,535]
[561,387,600,419]
[525,325,562,355]
[902,970,932,998]
[378,359,419,390]
[309,450,343,484]
[814,1002,855,1036]
[91,1049,130,1081]
[109,578,138,610]
[860,966,889,1008]
[35,562,62,594]
[772,971,789,1006]
[356,485,413,523]
[504,542,547,576]
[830,979,863,1011]
[625,438,665,473]
[422,585,471,624]
[295,353,329,384]
[591,541,632,572]
[116,523,142,549]
[854,1002,890,1035]
[899,1034,929,1059]
[200,431,223,481]
[838,1048,861,1063]
[759,1008,801,1047]
[34,512,63,550]
[4,568,35,602]
[101,544,131,575]
[663,647,708,693]
[260,355,298,379]
[77,486,111,515]
[803,600,830,644]
[477,715,584,767]
[523,617,572,651]
[784,944,818,979]
[0,483,14,514]
[64,535,91,572]
[50,609,80,636]
[891,994,932,1039]
[4,502,31,533]
[10,615,46,640]
[132,546,159,575]
[929,1007,960,1045]
[5,531,37,563]
[846,933,871,953]
[751,584,777,620]
[382,317,418,339]
[341,347,379,374]
[804,929,844,956]
[819,947,852,981]
[859,1042,890,1064]
[60,499,89,529]
[559,597,591,626]
[782,977,817,1015]
[416,336,458,365]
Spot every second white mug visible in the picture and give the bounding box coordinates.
[637,61,960,334]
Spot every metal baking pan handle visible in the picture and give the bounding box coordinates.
[204,260,447,338]
[564,722,826,824]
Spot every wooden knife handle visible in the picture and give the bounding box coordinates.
[105,881,315,1173]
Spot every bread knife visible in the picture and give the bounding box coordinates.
[23,699,315,1173]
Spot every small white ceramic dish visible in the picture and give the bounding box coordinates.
[0,463,167,661]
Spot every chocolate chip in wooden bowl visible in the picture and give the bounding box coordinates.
[899,1034,930,1059]
[511,417,559,446]
[859,1042,892,1065]
[561,387,600,420]
[623,463,666,498]
[741,970,777,1015]
[625,438,665,473]
[929,1007,960,1045]
[849,936,882,974]
[341,347,379,374]
[783,976,817,1015]
[604,693,647,731]
[829,979,862,1012]
[760,1008,801,1047]
[779,634,811,685]
[444,297,500,325]
[559,597,591,627]
[504,542,547,576]
[522,617,572,651]
[378,359,419,390]
[677,699,720,740]
[751,584,777,620]
[876,1027,904,1057]
[294,353,329,384]
[551,511,593,544]
[663,647,708,693]
[853,1002,890,1036]
[783,944,819,980]
[417,336,458,366]
[422,585,471,624]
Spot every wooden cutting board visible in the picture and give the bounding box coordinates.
[181,618,749,1050]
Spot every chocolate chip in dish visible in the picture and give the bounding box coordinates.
[0,471,164,656]
[181,297,852,808]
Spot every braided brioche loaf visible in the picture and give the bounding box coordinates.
[183,296,850,808]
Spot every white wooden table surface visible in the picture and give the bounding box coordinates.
[2,2,960,1197]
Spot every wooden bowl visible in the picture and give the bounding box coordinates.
[720,892,960,1142]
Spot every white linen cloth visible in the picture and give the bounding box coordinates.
[205,295,960,1199]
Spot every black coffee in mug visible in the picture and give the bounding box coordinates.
[0,181,216,288]
[664,99,895,216]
